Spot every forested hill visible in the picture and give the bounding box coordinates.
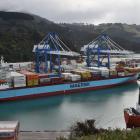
[0,11,140,62]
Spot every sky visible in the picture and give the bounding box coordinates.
[0,0,140,24]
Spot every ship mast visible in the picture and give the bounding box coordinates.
[0,56,4,65]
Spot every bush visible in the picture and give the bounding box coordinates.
[57,120,140,140]
[70,119,104,137]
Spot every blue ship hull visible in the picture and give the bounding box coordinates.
[0,75,138,102]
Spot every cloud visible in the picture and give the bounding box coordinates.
[0,0,140,24]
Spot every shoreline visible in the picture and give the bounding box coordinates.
[19,131,70,140]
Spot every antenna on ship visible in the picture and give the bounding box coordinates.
[0,56,4,64]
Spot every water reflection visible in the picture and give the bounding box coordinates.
[0,82,139,130]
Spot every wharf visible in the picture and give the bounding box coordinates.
[20,131,70,140]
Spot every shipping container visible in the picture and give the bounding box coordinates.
[68,74,81,81]
[118,72,125,77]
[100,69,109,78]
[38,74,49,78]
[7,72,26,88]
[47,73,60,78]
[0,121,19,140]
[34,79,39,86]
[71,70,92,80]
[20,70,39,86]
[39,78,51,83]
[109,69,117,76]
[0,80,9,90]
[51,77,64,84]
[61,73,72,80]
[124,67,140,73]
[27,80,33,86]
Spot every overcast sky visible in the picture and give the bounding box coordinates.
[0,0,140,24]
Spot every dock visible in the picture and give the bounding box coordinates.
[19,131,70,140]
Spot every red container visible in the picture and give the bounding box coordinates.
[39,82,52,86]
[116,68,124,72]
[0,80,7,83]
[51,77,64,84]
[109,75,118,78]
[20,70,39,86]
[38,74,49,79]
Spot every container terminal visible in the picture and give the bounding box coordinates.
[0,33,140,102]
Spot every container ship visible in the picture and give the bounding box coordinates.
[0,33,139,102]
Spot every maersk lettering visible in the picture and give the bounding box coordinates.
[70,82,90,88]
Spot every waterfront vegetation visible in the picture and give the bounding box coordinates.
[58,119,140,140]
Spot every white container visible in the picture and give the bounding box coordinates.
[14,76,26,81]
[0,70,7,80]
[68,74,81,81]
[7,72,26,87]
[90,70,101,75]
[101,71,109,77]
[99,68,109,78]
[118,72,125,77]
[14,83,26,88]
[61,73,72,80]
[0,83,9,90]
[39,78,51,83]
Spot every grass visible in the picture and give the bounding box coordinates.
[57,120,140,140]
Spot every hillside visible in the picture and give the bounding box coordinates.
[0,11,140,62]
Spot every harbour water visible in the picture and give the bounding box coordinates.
[0,81,139,131]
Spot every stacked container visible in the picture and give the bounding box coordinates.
[47,73,60,78]
[20,70,39,86]
[0,80,9,90]
[100,68,109,78]
[72,70,92,80]
[90,71,101,79]
[61,73,72,81]
[124,67,140,74]
[0,65,9,80]
[68,74,81,82]
[109,69,117,78]
[62,73,81,82]
[0,69,7,80]
[86,67,101,79]
[124,70,132,76]
[7,72,26,88]
[51,77,64,84]
[117,71,125,77]
[38,74,51,85]
[87,67,109,78]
